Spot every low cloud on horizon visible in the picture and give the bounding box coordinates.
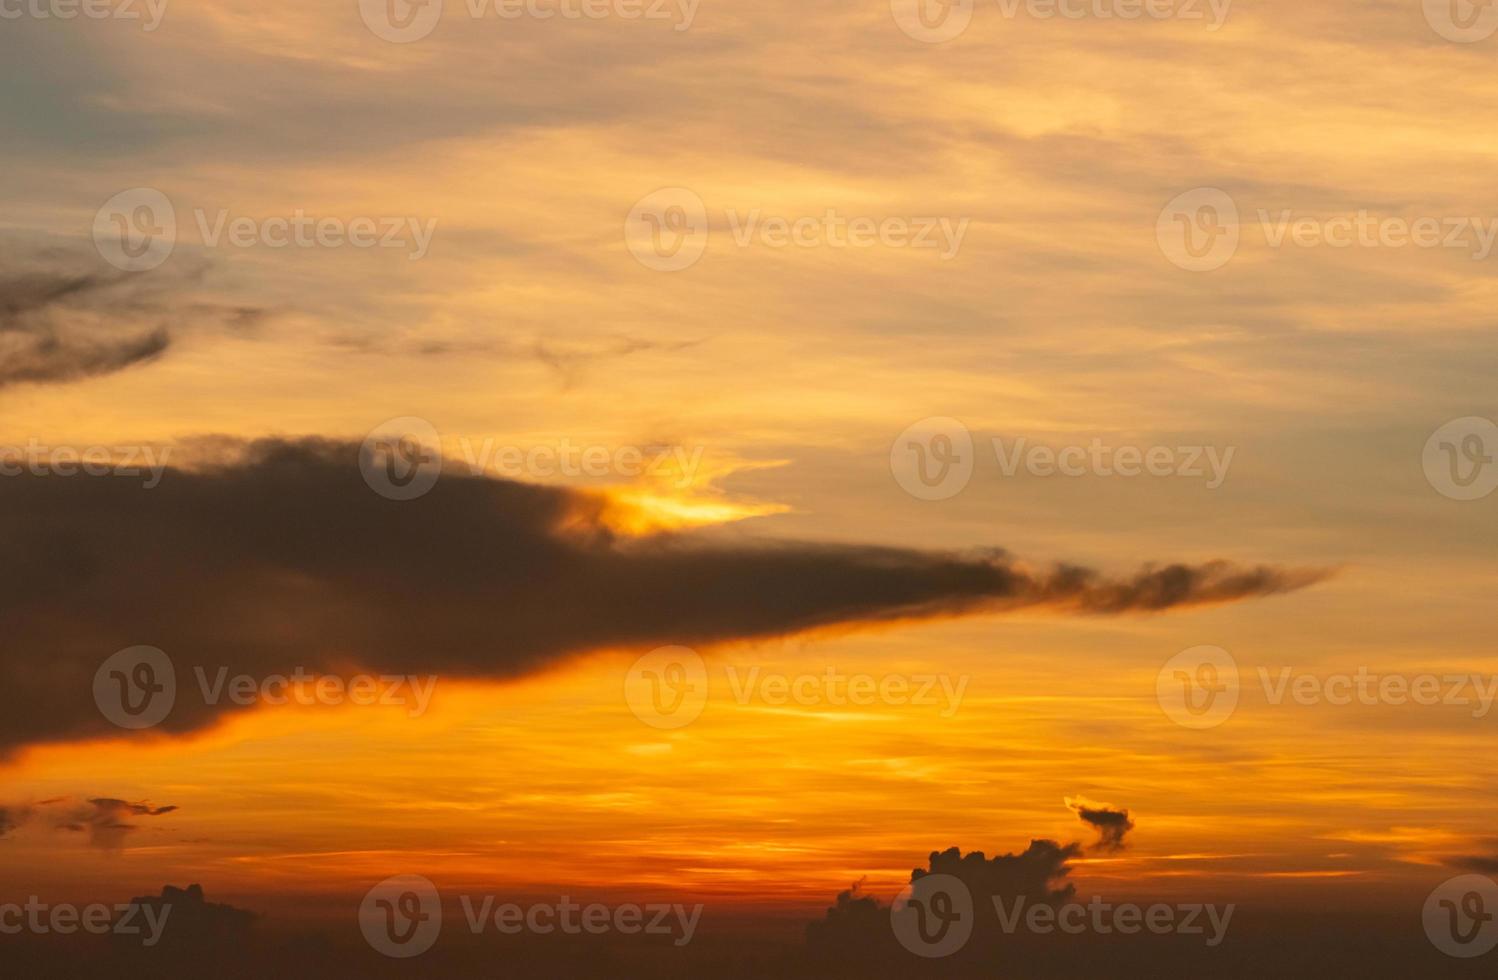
[0,796,178,851]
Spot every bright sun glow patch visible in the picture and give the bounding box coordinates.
[597,453,791,533]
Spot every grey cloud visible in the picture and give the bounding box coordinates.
[0,438,1327,756]
[0,249,267,390]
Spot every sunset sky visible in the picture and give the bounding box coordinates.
[2,0,1497,974]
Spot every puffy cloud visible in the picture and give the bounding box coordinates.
[1065,796,1136,853]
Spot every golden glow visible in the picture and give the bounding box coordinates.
[1,0,1492,923]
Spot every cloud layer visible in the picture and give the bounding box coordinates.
[0,796,178,850]
[0,438,1325,756]
[0,249,266,390]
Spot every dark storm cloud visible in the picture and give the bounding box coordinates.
[1066,797,1135,853]
[0,438,1327,756]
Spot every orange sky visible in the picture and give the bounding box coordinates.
[2,0,1497,939]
